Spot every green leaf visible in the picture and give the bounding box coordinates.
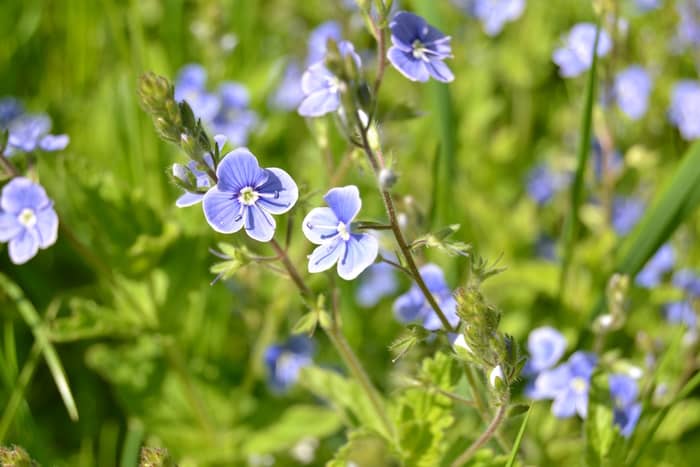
[50,298,141,342]
[505,404,532,467]
[242,405,342,455]
[292,312,318,336]
[0,273,79,422]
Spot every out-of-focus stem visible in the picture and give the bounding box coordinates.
[451,393,510,467]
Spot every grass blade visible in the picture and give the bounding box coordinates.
[558,22,601,297]
[0,273,79,422]
[505,404,532,467]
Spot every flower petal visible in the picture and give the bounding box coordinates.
[176,192,204,208]
[337,233,378,280]
[256,168,298,214]
[216,148,266,193]
[298,89,340,117]
[302,207,339,245]
[324,185,361,225]
[0,212,22,242]
[308,237,344,273]
[39,134,69,151]
[390,11,425,47]
[35,206,58,249]
[387,47,430,82]
[426,60,454,83]
[422,294,459,331]
[419,263,449,293]
[551,388,577,418]
[0,177,50,214]
[8,230,39,264]
[244,204,276,242]
[202,186,245,234]
[393,287,425,323]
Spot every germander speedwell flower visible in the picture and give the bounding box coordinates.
[0,177,59,264]
[302,185,379,280]
[387,11,454,83]
[202,148,298,242]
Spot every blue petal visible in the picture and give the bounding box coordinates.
[214,134,228,153]
[568,351,597,378]
[176,191,204,208]
[0,212,22,242]
[390,12,425,47]
[308,237,344,273]
[356,262,398,308]
[306,21,343,66]
[301,63,336,94]
[337,233,378,280]
[324,185,361,225]
[202,186,245,234]
[302,207,339,245]
[8,229,39,264]
[39,134,69,151]
[0,177,50,214]
[532,364,572,399]
[609,374,639,407]
[525,326,567,375]
[419,263,449,293]
[35,206,58,249]
[551,387,578,418]
[256,168,298,214]
[387,47,430,82]
[426,60,454,83]
[216,148,266,193]
[298,89,340,117]
[244,204,276,242]
[218,82,250,109]
[423,294,459,331]
[393,287,425,323]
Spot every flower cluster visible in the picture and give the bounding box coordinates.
[552,23,612,78]
[0,97,69,156]
[264,335,314,392]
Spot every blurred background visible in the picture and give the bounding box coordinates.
[1,0,699,465]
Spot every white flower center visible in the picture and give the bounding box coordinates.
[18,208,37,228]
[572,377,587,393]
[238,187,259,206]
[337,221,350,241]
[412,40,428,60]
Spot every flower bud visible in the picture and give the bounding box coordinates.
[379,168,397,190]
[489,365,505,388]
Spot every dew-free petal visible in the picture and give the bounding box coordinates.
[387,47,430,82]
[0,212,22,242]
[1,177,50,214]
[256,168,299,215]
[308,237,344,273]
[35,206,58,249]
[217,148,266,193]
[393,286,425,323]
[298,90,341,117]
[244,204,276,242]
[337,233,378,280]
[176,192,204,208]
[324,185,361,225]
[302,207,340,245]
[8,230,39,265]
[202,186,245,234]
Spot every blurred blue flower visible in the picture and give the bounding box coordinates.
[526,164,570,205]
[669,80,700,140]
[673,269,700,297]
[298,41,361,117]
[172,153,215,208]
[553,23,612,78]
[0,97,23,128]
[393,263,460,331]
[523,326,567,376]
[676,0,700,48]
[529,351,597,419]
[611,196,645,236]
[636,244,675,288]
[635,0,660,11]
[270,62,304,111]
[535,234,557,261]
[174,64,220,123]
[459,0,526,36]
[5,114,69,155]
[609,374,642,437]
[614,66,652,120]
[664,301,697,327]
[0,177,59,265]
[264,335,314,392]
[387,11,454,83]
[356,261,398,307]
[302,185,379,280]
[211,83,258,146]
[202,148,298,242]
[306,21,343,66]
[592,139,623,181]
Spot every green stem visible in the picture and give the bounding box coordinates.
[451,393,510,467]
[464,365,510,453]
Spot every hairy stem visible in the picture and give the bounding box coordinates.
[451,393,510,467]
[464,365,510,453]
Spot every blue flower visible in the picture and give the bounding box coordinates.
[0,97,23,128]
[298,41,362,117]
[0,177,59,265]
[609,374,642,438]
[611,196,645,236]
[393,263,460,331]
[534,234,557,261]
[202,148,298,242]
[523,326,566,376]
[635,0,660,11]
[270,62,305,111]
[211,83,258,146]
[676,1,700,49]
[530,351,597,419]
[552,23,612,78]
[525,163,570,205]
[264,335,314,392]
[669,80,700,140]
[387,11,454,83]
[302,185,379,280]
[673,269,700,298]
[356,261,398,307]
[172,153,215,208]
[663,301,697,328]
[636,244,675,288]
[592,140,623,181]
[5,114,69,155]
[174,64,220,123]
[306,21,343,66]
[461,0,526,36]
[614,66,652,120]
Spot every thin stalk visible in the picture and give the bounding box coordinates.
[0,154,19,177]
[464,365,510,453]
[270,237,395,439]
[451,394,510,467]
[354,112,455,331]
